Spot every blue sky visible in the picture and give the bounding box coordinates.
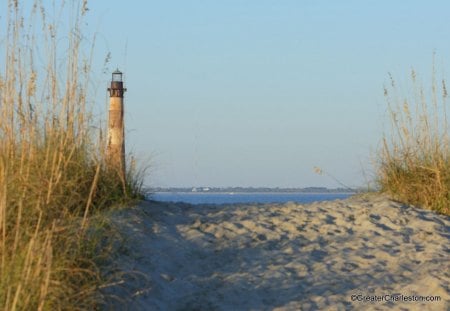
[14,0,450,188]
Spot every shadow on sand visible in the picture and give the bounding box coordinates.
[101,199,450,310]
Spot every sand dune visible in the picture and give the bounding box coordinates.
[103,194,449,310]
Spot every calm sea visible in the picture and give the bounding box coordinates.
[150,192,353,205]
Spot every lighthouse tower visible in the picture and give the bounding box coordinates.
[107,69,127,179]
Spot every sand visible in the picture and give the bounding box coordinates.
[102,194,450,310]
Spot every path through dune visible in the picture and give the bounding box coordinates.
[103,195,449,310]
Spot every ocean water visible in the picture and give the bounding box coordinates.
[150,192,353,205]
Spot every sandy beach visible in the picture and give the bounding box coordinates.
[103,194,449,310]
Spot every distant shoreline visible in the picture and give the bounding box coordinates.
[151,191,356,195]
[149,187,358,194]
[148,191,355,205]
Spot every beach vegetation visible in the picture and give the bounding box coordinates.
[0,0,145,309]
[378,66,450,215]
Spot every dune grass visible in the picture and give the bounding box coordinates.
[378,67,450,215]
[0,0,145,309]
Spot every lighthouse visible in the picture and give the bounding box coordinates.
[107,69,127,179]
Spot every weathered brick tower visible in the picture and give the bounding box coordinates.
[107,69,127,179]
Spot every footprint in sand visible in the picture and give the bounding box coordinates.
[400,227,414,243]
[341,262,359,272]
[415,244,425,252]
[361,254,376,260]
[310,249,328,261]
[160,273,175,282]
[369,213,381,221]
[257,234,267,241]
[325,214,336,224]
[347,214,356,222]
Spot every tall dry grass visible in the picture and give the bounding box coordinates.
[378,67,450,215]
[0,0,144,309]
